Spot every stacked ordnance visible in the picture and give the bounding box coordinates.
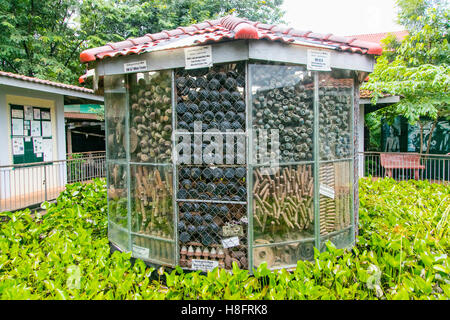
[177,166,247,201]
[132,166,174,239]
[252,165,314,240]
[106,95,127,160]
[108,163,128,227]
[174,63,249,270]
[319,162,352,235]
[175,64,246,130]
[176,168,248,270]
[252,65,314,163]
[129,71,172,163]
[318,81,353,160]
[134,237,175,264]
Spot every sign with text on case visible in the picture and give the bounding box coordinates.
[307,49,331,71]
[184,45,212,70]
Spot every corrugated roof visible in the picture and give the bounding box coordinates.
[80,15,383,64]
[0,71,94,94]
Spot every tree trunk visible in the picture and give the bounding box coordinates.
[419,121,424,154]
[425,117,438,155]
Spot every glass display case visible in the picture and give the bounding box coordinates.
[104,61,356,272]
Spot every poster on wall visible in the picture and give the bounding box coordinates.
[41,121,52,137]
[41,110,51,120]
[408,120,450,154]
[12,137,25,155]
[12,109,24,118]
[31,120,41,136]
[12,118,24,136]
[33,108,41,120]
[24,106,33,120]
[42,139,53,161]
[33,137,43,153]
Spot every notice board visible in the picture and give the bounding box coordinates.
[10,104,53,164]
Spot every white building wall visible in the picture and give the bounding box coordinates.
[0,85,67,204]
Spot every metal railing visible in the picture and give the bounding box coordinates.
[0,151,106,212]
[359,152,450,184]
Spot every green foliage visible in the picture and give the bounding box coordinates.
[1,178,449,300]
[0,0,284,85]
[362,1,449,152]
[363,57,449,124]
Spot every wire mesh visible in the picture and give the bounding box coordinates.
[174,63,248,271]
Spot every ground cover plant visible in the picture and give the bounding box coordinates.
[0,177,448,299]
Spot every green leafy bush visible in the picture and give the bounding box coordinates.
[0,178,448,299]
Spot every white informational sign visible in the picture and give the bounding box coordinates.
[307,49,331,71]
[124,60,147,73]
[319,184,335,199]
[184,45,212,70]
[132,245,150,259]
[191,259,219,272]
[221,236,240,249]
[12,137,25,155]
[12,109,24,118]
[24,106,33,120]
[33,137,43,153]
[12,118,24,136]
[42,139,53,161]
[41,121,52,137]
[31,121,41,136]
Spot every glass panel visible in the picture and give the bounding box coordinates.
[318,70,353,161]
[128,71,172,163]
[107,162,129,250]
[178,201,248,270]
[174,62,248,271]
[252,164,314,243]
[318,160,352,238]
[105,75,127,160]
[321,228,353,251]
[174,63,246,133]
[253,240,315,269]
[132,235,175,265]
[130,165,174,239]
[250,63,314,164]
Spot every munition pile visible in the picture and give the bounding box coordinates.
[251,64,314,163]
[175,63,248,270]
[129,71,172,163]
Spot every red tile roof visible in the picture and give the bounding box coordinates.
[80,15,383,64]
[348,30,408,46]
[0,71,94,94]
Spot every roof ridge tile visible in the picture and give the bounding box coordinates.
[79,14,383,63]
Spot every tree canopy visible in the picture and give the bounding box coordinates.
[362,0,449,125]
[0,0,285,85]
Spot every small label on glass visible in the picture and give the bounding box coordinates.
[319,184,335,199]
[124,60,147,73]
[307,49,331,71]
[185,45,212,70]
[191,259,219,272]
[221,236,240,249]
